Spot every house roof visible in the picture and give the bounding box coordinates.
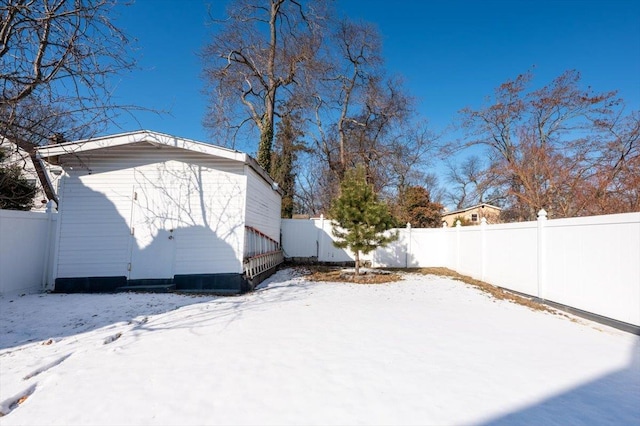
[442,203,502,217]
[36,130,281,193]
[36,130,246,162]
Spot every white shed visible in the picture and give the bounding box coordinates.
[36,130,283,294]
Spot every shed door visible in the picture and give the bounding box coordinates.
[128,178,176,280]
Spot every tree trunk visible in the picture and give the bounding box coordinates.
[256,0,281,174]
[354,250,360,276]
[257,118,274,173]
[10,137,58,206]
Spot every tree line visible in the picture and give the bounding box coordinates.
[201,0,441,223]
[2,0,638,224]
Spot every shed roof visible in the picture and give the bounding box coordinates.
[36,130,281,193]
[36,130,245,161]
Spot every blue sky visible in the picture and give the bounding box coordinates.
[110,0,640,157]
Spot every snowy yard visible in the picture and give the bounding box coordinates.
[0,268,638,426]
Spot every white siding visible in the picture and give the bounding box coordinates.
[244,166,282,242]
[54,143,246,279]
[55,165,134,278]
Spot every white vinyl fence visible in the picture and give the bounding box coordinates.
[282,212,640,327]
[0,203,58,296]
[2,208,638,328]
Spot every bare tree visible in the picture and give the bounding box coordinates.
[385,122,440,197]
[454,70,637,220]
[1,0,135,142]
[202,6,440,214]
[202,0,327,172]
[301,20,439,213]
[308,20,382,181]
[1,0,137,204]
[589,110,640,214]
[292,158,326,215]
[445,155,502,209]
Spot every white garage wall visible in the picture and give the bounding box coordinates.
[244,166,282,243]
[54,143,247,280]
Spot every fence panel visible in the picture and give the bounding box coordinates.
[281,212,640,328]
[456,225,484,279]
[409,228,448,267]
[316,218,355,263]
[372,229,409,267]
[483,221,539,296]
[281,217,354,263]
[372,228,448,268]
[281,219,318,259]
[0,207,57,296]
[544,213,640,326]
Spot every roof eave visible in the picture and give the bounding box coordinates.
[443,203,502,217]
[244,155,284,195]
[36,130,246,163]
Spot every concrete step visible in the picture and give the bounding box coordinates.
[116,284,176,293]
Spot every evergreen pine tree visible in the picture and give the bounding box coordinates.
[0,148,37,211]
[329,165,398,275]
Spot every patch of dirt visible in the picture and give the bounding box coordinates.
[407,267,556,314]
[304,266,402,284]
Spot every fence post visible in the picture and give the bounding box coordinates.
[456,219,461,272]
[481,217,487,281]
[317,214,324,262]
[41,201,55,291]
[537,209,547,299]
[406,222,411,268]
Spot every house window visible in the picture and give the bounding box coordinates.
[471,213,478,222]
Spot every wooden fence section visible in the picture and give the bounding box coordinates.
[282,212,640,328]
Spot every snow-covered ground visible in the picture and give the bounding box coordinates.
[1,269,638,425]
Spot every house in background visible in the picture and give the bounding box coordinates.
[36,130,283,294]
[0,139,62,211]
[441,203,502,227]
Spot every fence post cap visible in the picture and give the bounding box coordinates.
[538,209,548,219]
[406,222,411,229]
[481,217,487,226]
[456,220,462,227]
